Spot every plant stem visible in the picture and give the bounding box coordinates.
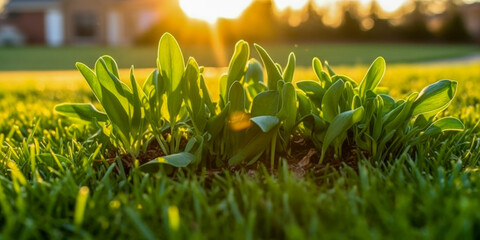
[270,131,277,170]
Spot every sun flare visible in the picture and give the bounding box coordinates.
[376,0,408,12]
[179,0,253,24]
[273,0,309,11]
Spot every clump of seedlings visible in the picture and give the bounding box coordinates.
[55,33,464,172]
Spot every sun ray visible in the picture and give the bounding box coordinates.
[179,0,253,24]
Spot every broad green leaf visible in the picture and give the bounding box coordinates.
[76,62,102,102]
[297,90,312,119]
[359,57,386,98]
[200,74,216,115]
[411,80,457,118]
[227,40,249,89]
[379,94,395,114]
[250,91,279,117]
[246,82,267,101]
[129,66,145,136]
[278,82,297,120]
[254,44,283,90]
[250,116,280,133]
[322,79,345,122]
[245,59,264,84]
[321,107,365,160]
[275,63,283,74]
[183,58,207,133]
[158,32,185,93]
[55,103,108,122]
[423,117,464,137]
[101,88,130,143]
[99,55,120,79]
[278,83,297,142]
[312,57,323,81]
[228,131,271,165]
[384,93,417,133]
[324,61,336,76]
[413,114,430,129]
[296,80,325,108]
[206,103,230,139]
[142,69,156,99]
[228,81,245,113]
[332,75,357,88]
[321,71,332,89]
[183,57,201,113]
[282,52,296,83]
[95,58,132,113]
[219,74,228,106]
[139,152,195,172]
[167,88,183,123]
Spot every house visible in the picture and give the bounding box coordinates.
[0,0,163,46]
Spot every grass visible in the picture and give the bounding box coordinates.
[1,61,480,239]
[0,43,478,70]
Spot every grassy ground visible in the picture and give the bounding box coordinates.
[0,61,480,239]
[0,43,478,70]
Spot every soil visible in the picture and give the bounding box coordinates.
[99,134,362,179]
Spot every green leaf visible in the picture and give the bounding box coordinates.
[250,116,280,133]
[228,131,271,165]
[254,44,283,90]
[76,62,102,102]
[245,59,264,84]
[142,69,156,99]
[228,81,246,113]
[411,80,457,118]
[99,55,120,79]
[55,103,108,122]
[277,83,297,140]
[183,57,201,112]
[158,32,185,93]
[297,90,312,119]
[359,57,386,98]
[423,117,464,137]
[206,103,230,139]
[250,91,280,117]
[379,94,396,114]
[219,74,229,106]
[321,107,365,161]
[384,93,417,133]
[129,66,145,136]
[282,52,296,83]
[139,152,195,172]
[322,79,345,122]
[95,57,132,113]
[332,75,357,88]
[183,58,207,133]
[312,57,323,81]
[296,80,325,108]
[324,61,336,76]
[200,74,216,115]
[227,40,249,89]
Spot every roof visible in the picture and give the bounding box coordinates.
[5,0,59,12]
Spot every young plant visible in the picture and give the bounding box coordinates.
[55,56,147,158]
[297,56,464,163]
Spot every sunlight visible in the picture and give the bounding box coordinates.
[179,0,253,24]
[377,0,408,13]
[273,0,309,11]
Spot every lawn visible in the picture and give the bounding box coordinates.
[0,43,478,70]
[1,52,480,239]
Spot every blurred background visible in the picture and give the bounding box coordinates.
[0,0,479,70]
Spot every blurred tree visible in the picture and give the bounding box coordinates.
[436,1,470,42]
